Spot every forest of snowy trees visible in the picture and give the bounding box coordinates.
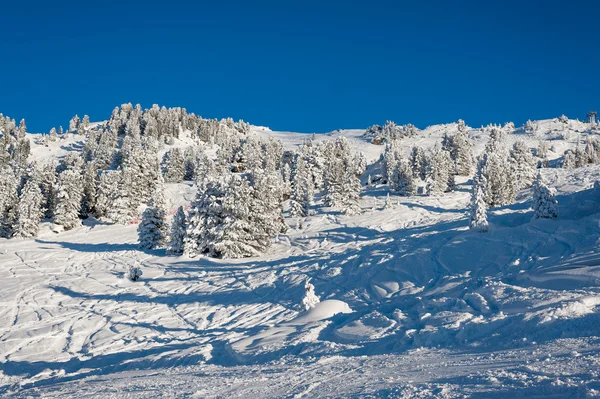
[0,105,590,259]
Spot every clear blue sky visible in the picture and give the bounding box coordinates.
[1,0,598,133]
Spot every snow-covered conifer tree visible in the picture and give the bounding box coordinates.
[339,170,362,215]
[162,148,185,183]
[40,162,57,219]
[105,168,135,225]
[426,144,453,195]
[391,160,416,196]
[536,141,549,168]
[13,173,44,238]
[532,172,558,219]
[469,176,489,232]
[409,146,426,180]
[290,155,313,217]
[383,193,392,209]
[138,187,167,250]
[0,168,20,237]
[54,168,84,230]
[509,140,537,189]
[167,205,186,255]
[184,178,227,257]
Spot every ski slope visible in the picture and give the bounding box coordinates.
[2,119,600,397]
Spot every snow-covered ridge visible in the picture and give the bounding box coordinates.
[1,107,600,397]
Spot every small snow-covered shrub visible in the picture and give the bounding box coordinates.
[128,264,143,281]
[302,280,320,311]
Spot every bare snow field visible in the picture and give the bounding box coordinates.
[2,118,600,398]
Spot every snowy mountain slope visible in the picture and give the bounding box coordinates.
[1,117,600,397]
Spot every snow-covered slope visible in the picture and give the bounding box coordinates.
[2,118,600,398]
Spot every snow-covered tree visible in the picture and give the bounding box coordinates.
[476,129,517,207]
[532,172,558,219]
[382,141,401,184]
[184,179,227,257]
[69,115,80,132]
[138,187,167,250]
[509,140,537,189]
[390,160,416,196]
[536,141,549,168]
[426,144,454,195]
[302,279,320,310]
[40,162,57,219]
[167,205,186,255]
[289,155,313,217]
[162,148,185,183]
[105,168,136,225]
[0,168,19,237]
[452,123,474,176]
[13,173,44,238]
[409,146,427,180]
[469,176,489,232]
[383,193,392,209]
[339,170,362,215]
[54,168,84,230]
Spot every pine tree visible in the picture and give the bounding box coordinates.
[105,168,135,225]
[162,148,185,183]
[532,172,558,219]
[469,177,489,232]
[426,144,453,195]
[167,206,186,255]
[54,168,84,230]
[536,141,550,168]
[0,168,19,237]
[95,170,119,218]
[184,178,227,257]
[40,162,57,219]
[409,146,426,180]
[138,187,167,250]
[452,128,474,176]
[290,156,313,217]
[13,173,44,238]
[339,170,362,215]
[390,160,416,196]
[510,140,537,189]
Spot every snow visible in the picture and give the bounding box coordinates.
[2,118,600,397]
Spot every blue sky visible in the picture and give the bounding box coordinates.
[1,0,598,133]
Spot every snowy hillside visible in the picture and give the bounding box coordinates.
[1,108,600,398]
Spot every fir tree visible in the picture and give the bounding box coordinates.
[290,156,313,217]
[0,168,19,237]
[532,172,558,219]
[339,170,362,215]
[409,146,426,180]
[13,173,44,238]
[469,177,489,232]
[167,206,186,255]
[138,188,168,250]
[426,144,453,195]
[105,168,135,225]
[162,148,185,183]
[391,160,416,196]
[509,140,537,189]
[54,168,84,230]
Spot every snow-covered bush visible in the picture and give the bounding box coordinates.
[128,264,143,281]
[302,280,320,311]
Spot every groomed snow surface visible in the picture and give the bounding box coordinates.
[2,122,600,398]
